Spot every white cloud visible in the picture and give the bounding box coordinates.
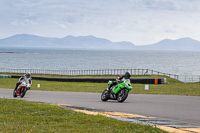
[1,0,200,45]
[10,19,36,26]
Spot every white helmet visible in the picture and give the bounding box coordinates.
[25,72,31,78]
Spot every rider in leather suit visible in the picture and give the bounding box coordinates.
[14,72,32,90]
[107,71,131,91]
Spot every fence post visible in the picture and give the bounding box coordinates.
[191,75,193,82]
[185,75,186,82]
[199,76,200,82]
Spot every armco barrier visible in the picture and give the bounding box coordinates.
[130,78,166,84]
[11,76,166,84]
[0,75,11,78]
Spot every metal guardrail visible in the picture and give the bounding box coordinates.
[11,75,166,84]
[0,68,177,76]
[178,75,200,83]
[0,68,199,83]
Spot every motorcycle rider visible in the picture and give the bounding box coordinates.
[14,72,32,90]
[107,71,131,91]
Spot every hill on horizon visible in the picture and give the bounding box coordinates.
[136,37,200,51]
[0,34,200,51]
[0,34,135,49]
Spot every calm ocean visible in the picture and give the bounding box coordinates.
[0,47,200,75]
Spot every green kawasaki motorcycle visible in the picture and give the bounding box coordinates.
[101,78,132,102]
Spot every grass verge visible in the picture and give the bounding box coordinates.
[0,73,200,96]
[0,99,166,133]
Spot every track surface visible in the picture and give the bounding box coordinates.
[0,88,200,125]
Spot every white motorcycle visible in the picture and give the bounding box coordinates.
[13,79,31,98]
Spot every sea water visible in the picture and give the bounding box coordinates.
[0,47,200,75]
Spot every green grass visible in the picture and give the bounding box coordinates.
[0,78,106,92]
[0,73,200,96]
[0,99,166,133]
[132,83,200,95]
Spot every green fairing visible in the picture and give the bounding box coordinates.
[112,80,132,94]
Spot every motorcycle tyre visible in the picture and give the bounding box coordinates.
[13,89,17,97]
[117,89,128,102]
[101,90,109,101]
[20,88,27,98]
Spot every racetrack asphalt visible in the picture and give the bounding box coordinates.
[0,88,200,126]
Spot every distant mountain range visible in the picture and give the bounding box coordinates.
[0,34,200,51]
[136,37,200,51]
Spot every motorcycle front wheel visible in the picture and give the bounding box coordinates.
[13,89,17,97]
[20,88,27,98]
[101,90,109,101]
[117,89,128,102]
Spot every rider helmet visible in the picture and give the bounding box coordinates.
[25,72,31,78]
[124,71,131,79]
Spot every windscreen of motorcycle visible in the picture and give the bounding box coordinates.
[21,82,27,87]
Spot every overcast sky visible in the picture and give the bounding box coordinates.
[1,0,200,45]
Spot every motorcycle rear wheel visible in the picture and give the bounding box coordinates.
[101,90,109,101]
[117,89,128,102]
